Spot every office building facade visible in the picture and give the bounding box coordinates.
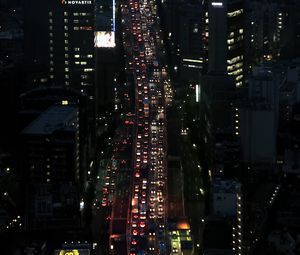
[208,0,245,87]
[24,0,95,98]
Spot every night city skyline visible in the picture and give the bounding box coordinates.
[1,0,300,254]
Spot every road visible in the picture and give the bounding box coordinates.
[167,102,206,253]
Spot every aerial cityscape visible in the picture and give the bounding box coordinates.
[1,0,300,254]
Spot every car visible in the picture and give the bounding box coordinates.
[172,248,178,253]
[140,221,146,228]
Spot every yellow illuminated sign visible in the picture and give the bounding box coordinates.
[59,250,80,255]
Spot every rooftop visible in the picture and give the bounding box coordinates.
[22,106,77,135]
[212,178,241,194]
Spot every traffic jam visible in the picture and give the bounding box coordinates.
[120,0,169,254]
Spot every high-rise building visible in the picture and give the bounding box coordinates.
[22,105,82,230]
[24,0,95,98]
[22,106,80,184]
[208,0,245,87]
[159,0,206,83]
[94,0,119,115]
[24,0,97,188]
[200,74,240,177]
[240,66,279,172]
[211,178,243,254]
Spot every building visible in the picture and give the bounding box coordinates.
[208,0,245,87]
[94,0,120,115]
[24,0,95,98]
[18,87,92,191]
[240,66,279,172]
[159,0,206,84]
[22,106,80,184]
[200,74,240,177]
[22,106,82,230]
[209,178,243,254]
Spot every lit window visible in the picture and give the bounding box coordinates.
[49,12,52,16]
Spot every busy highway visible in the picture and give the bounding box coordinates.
[118,0,170,254]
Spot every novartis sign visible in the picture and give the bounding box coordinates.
[61,0,92,4]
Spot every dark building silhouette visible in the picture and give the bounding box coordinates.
[22,105,82,231]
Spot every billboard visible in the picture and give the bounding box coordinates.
[94,31,116,48]
[58,250,79,255]
[55,249,90,255]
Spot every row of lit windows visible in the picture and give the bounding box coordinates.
[228,29,243,39]
[228,68,243,76]
[74,12,89,16]
[227,62,243,72]
[236,74,243,81]
[227,55,243,65]
[75,54,93,58]
[227,35,243,45]
[74,26,93,31]
[75,61,87,65]
[227,9,243,18]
